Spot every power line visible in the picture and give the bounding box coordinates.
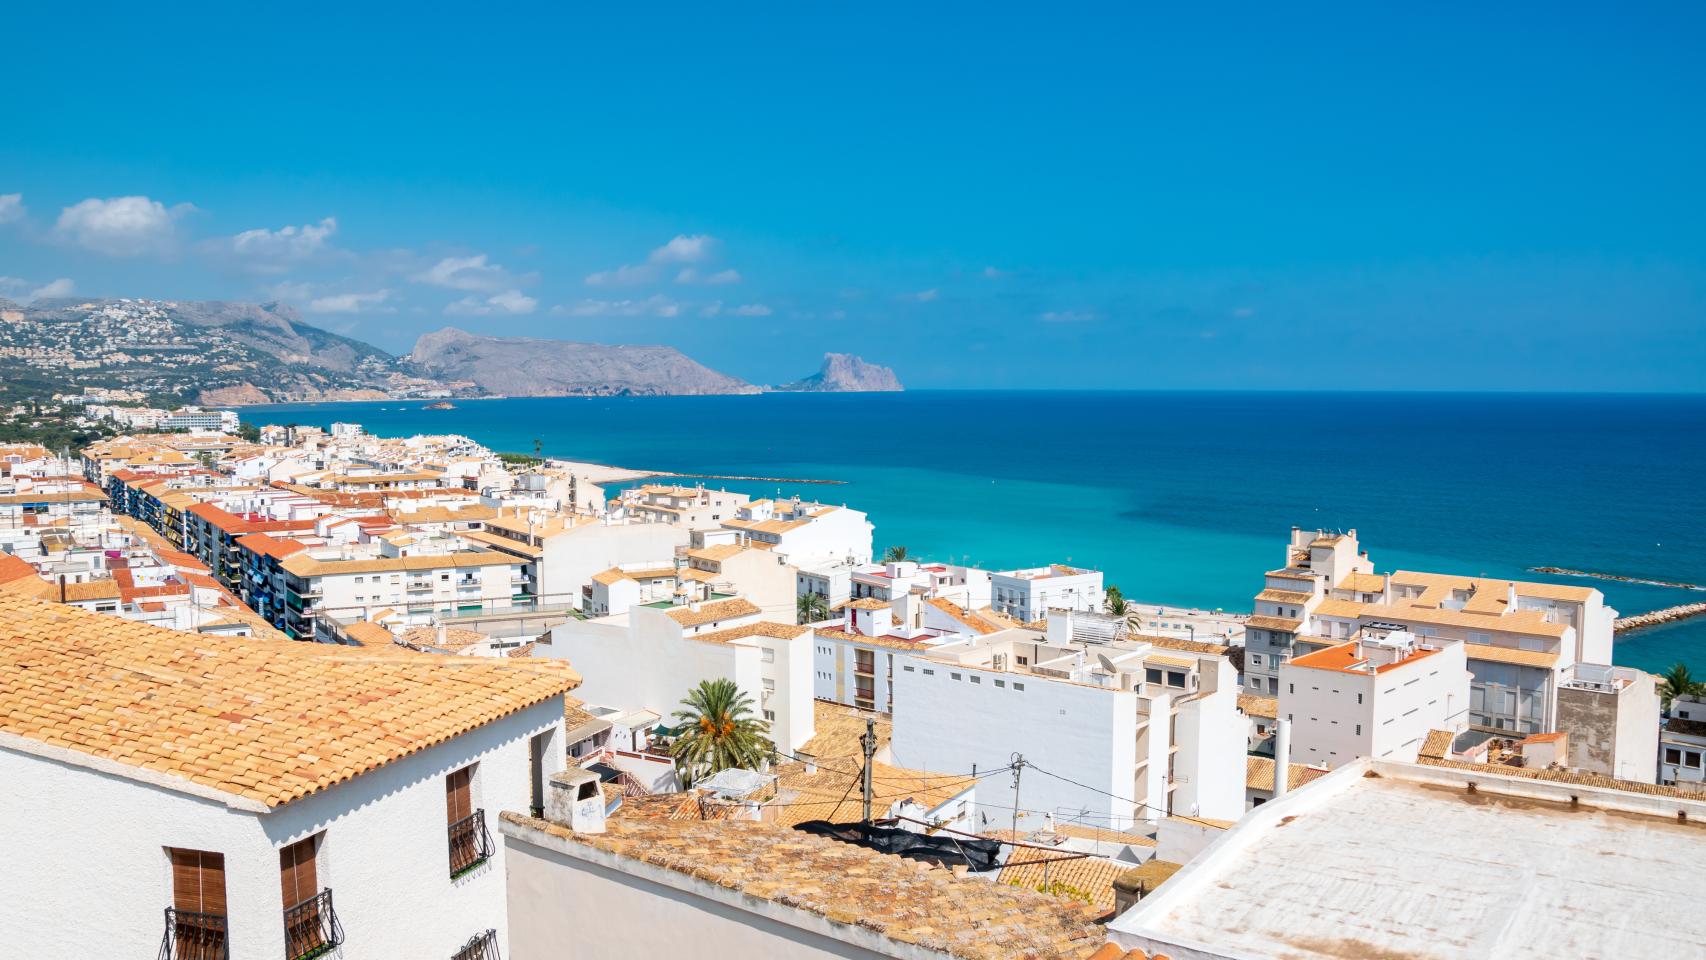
[1024,763,1225,829]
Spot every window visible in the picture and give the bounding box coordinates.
[167,848,227,956]
[1251,654,1262,666]
[1355,724,1362,735]
[762,678,775,692]
[1146,668,1163,684]
[903,665,915,672]
[1166,671,1186,688]
[280,834,333,959]
[452,929,501,960]
[970,675,981,684]
[447,766,491,876]
[761,648,774,663]
[951,672,961,681]
[1014,682,1025,691]
[922,668,934,676]
[994,679,1005,687]
[1689,752,1703,769]
[1667,748,1683,764]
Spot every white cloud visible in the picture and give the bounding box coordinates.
[700,301,723,317]
[411,254,518,292]
[307,289,392,314]
[446,289,539,316]
[650,234,717,264]
[586,263,660,287]
[0,194,23,224]
[1040,309,1096,323]
[981,266,1007,279]
[555,295,680,318]
[29,278,75,300]
[228,216,338,272]
[54,195,192,257]
[730,303,772,316]
[901,288,939,303]
[0,276,28,296]
[586,234,726,287]
[263,280,318,301]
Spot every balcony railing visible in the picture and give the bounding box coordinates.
[158,908,228,960]
[451,928,501,960]
[283,889,344,960]
[449,809,495,877]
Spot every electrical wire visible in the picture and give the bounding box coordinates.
[1024,763,1227,829]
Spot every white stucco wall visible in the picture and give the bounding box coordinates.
[1,697,563,960]
[891,656,1140,830]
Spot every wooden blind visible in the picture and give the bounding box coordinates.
[278,836,318,909]
[447,766,473,823]
[169,848,227,915]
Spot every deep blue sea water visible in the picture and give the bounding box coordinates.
[246,391,1706,673]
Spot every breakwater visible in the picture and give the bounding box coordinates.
[1530,566,1703,592]
[1615,603,1706,634]
[654,472,846,485]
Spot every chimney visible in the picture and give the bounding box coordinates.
[545,768,607,833]
[1272,718,1293,801]
[436,623,447,648]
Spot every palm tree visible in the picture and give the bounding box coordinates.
[668,678,772,786]
[1104,585,1129,618]
[797,592,830,624]
[1660,662,1705,711]
[883,545,909,563]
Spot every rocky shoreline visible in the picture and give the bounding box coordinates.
[1614,603,1706,634]
[1531,566,1703,591]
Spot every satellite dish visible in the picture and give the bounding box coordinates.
[1097,653,1118,673]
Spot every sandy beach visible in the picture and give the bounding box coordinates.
[545,458,658,485]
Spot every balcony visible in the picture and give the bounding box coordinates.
[449,809,495,877]
[407,581,434,592]
[452,929,501,960]
[283,889,344,960]
[158,908,228,960]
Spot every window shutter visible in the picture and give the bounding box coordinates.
[170,849,227,915]
[279,836,318,908]
[447,766,473,823]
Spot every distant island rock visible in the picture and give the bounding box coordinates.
[407,327,761,397]
[423,400,457,410]
[773,353,903,392]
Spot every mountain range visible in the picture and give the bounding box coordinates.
[0,298,901,405]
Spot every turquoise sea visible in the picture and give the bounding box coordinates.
[246,391,1706,674]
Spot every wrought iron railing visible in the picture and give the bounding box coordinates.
[158,908,228,960]
[282,889,344,960]
[449,808,495,877]
[451,928,501,960]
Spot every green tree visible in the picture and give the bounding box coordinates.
[1659,662,1705,711]
[1104,585,1129,618]
[882,544,909,563]
[797,592,830,624]
[668,678,773,786]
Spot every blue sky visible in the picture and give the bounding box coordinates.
[2,3,1703,390]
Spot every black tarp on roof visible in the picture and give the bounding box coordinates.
[793,820,1002,871]
[587,762,623,783]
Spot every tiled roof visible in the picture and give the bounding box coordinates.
[60,579,122,602]
[685,543,746,562]
[998,847,1129,915]
[664,597,761,626]
[1255,589,1314,604]
[1419,728,1456,759]
[1245,756,1330,792]
[1237,693,1279,719]
[798,701,892,764]
[1134,633,1231,656]
[1246,615,1303,633]
[689,621,811,644]
[1464,644,1560,668]
[846,597,891,610]
[0,594,578,809]
[280,549,517,577]
[1415,753,1703,799]
[342,619,395,646]
[502,814,1108,960]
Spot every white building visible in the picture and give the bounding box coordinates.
[279,537,523,640]
[541,597,816,754]
[890,624,1247,827]
[720,496,873,567]
[1278,629,1471,769]
[459,510,688,611]
[1245,528,1622,745]
[1555,662,1660,782]
[1661,693,1706,792]
[329,421,364,438]
[989,564,1103,622]
[161,407,241,433]
[0,593,576,960]
[1108,757,1706,960]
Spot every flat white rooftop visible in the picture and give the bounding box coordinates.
[1109,759,1706,960]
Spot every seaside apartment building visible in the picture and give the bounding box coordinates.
[891,617,1247,826]
[616,483,751,529]
[719,496,873,567]
[456,507,688,610]
[0,593,577,960]
[989,563,1104,622]
[1277,628,1472,769]
[278,535,524,641]
[1243,527,1641,747]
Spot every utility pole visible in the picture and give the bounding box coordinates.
[1009,752,1027,840]
[860,717,877,824]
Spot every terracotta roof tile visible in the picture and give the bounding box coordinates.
[0,594,578,808]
